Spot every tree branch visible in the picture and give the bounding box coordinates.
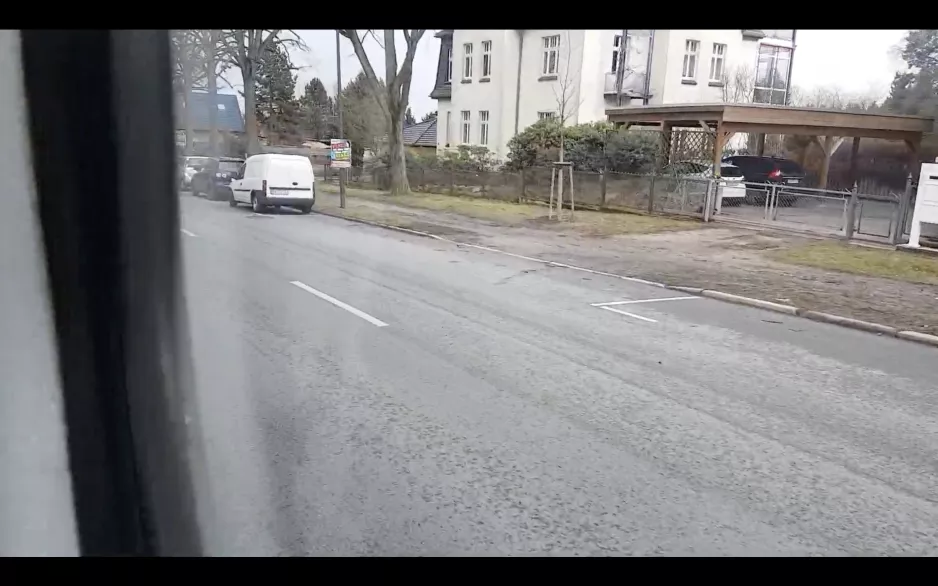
[337,30,390,120]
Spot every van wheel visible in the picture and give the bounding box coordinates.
[228,192,238,207]
[251,192,265,213]
[300,205,312,215]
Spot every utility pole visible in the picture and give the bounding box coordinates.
[335,30,346,208]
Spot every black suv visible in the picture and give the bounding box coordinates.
[722,155,808,206]
[190,157,245,201]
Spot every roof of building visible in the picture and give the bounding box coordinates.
[605,103,934,141]
[175,92,244,133]
[401,118,437,147]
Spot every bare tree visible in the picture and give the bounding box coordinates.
[221,30,307,155]
[552,31,584,164]
[720,65,756,104]
[171,30,206,154]
[189,30,233,156]
[337,29,426,195]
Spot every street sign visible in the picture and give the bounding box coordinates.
[330,139,351,168]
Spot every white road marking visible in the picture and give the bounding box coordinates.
[600,305,658,323]
[180,229,198,238]
[290,281,389,327]
[591,296,697,307]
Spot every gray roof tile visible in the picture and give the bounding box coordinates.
[401,119,437,147]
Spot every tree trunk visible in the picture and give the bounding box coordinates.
[243,63,261,155]
[386,108,409,195]
[205,31,218,157]
[182,55,194,155]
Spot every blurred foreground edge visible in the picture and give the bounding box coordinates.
[20,30,205,556]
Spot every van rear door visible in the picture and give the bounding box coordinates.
[267,157,313,200]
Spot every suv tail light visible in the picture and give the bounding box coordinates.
[262,179,267,193]
[768,169,782,179]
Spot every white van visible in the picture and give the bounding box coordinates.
[228,154,316,214]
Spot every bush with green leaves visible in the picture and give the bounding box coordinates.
[505,119,659,173]
[401,145,499,173]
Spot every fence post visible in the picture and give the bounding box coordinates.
[647,174,656,214]
[843,182,859,240]
[599,169,607,208]
[771,184,780,221]
[893,173,914,244]
[703,179,714,222]
[519,168,526,204]
[449,169,455,197]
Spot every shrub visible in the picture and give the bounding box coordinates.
[506,119,658,173]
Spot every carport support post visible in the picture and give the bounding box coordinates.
[708,123,726,221]
[818,135,835,189]
[650,123,672,214]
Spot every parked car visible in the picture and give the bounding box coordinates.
[178,156,215,190]
[191,157,245,201]
[661,161,747,205]
[722,155,808,206]
[229,153,316,214]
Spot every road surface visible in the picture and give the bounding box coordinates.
[178,194,938,556]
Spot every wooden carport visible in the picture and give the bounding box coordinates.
[605,103,934,189]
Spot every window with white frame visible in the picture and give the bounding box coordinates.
[445,47,453,83]
[611,33,631,73]
[709,43,726,82]
[542,35,560,75]
[481,40,492,78]
[682,39,699,79]
[479,110,489,145]
[461,111,471,144]
[537,111,556,120]
[753,44,792,105]
[445,111,452,144]
[462,43,473,79]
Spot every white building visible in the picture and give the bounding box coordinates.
[429,29,796,159]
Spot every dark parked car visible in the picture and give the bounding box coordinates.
[190,157,245,201]
[722,155,808,206]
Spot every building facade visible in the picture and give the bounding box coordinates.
[429,29,795,159]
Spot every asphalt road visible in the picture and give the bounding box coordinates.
[178,194,938,556]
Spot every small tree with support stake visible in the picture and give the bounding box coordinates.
[549,31,583,221]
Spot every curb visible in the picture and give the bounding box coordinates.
[697,290,798,315]
[795,310,897,336]
[314,207,937,350]
[313,208,443,241]
[896,330,938,347]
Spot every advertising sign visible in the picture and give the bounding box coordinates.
[330,139,351,168]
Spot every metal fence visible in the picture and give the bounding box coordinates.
[336,164,719,221]
[715,178,916,244]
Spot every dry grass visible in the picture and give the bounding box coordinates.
[318,182,698,236]
[769,241,938,285]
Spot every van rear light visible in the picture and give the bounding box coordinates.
[262,179,267,192]
[768,169,782,179]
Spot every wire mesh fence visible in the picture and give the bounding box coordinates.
[319,125,914,244]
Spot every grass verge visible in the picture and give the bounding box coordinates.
[318,182,697,236]
[769,241,938,285]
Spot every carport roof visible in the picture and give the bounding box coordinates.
[605,103,934,142]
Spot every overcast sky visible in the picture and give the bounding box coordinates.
[221,30,909,118]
